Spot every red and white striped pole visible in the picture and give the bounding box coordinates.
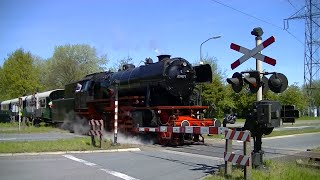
[114,80,119,144]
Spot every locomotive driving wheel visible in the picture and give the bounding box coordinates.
[158,132,172,146]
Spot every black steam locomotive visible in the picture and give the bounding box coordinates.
[52,55,215,145]
[51,55,214,128]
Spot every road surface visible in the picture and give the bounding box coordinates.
[0,132,319,180]
[0,132,84,141]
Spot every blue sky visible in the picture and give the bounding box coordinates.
[0,0,305,86]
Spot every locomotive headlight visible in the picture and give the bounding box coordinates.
[182,62,187,67]
[157,110,161,114]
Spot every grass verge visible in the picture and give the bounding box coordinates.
[313,147,320,152]
[0,126,66,133]
[297,116,320,121]
[0,137,137,153]
[265,128,320,138]
[0,122,66,133]
[204,160,320,180]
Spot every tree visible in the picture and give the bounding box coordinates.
[278,83,308,111]
[199,56,234,118]
[109,56,133,72]
[0,66,4,100]
[0,49,42,100]
[313,81,320,107]
[45,44,108,89]
[229,86,256,118]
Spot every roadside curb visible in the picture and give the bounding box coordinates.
[0,147,141,157]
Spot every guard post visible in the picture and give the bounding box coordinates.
[89,119,104,148]
[224,129,251,180]
[113,79,120,145]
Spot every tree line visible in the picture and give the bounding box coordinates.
[0,44,317,118]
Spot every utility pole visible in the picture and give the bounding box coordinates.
[284,0,320,116]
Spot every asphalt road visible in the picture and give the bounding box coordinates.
[0,150,223,180]
[1,132,319,180]
[0,132,84,141]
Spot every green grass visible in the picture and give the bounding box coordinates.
[0,137,137,153]
[312,147,320,152]
[297,116,320,120]
[0,122,66,133]
[232,116,320,123]
[0,122,20,128]
[236,118,246,122]
[204,160,320,180]
[0,126,66,133]
[265,128,320,138]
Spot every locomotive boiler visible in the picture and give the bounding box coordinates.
[99,55,212,105]
[52,55,220,145]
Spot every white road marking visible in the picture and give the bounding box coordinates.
[63,154,96,166]
[100,168,139,180]
[63,154,140,180]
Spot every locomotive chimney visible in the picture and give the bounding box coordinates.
[157,55,171,62]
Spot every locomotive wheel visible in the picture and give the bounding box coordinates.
[172,134,183,146]
[158,132,172,146]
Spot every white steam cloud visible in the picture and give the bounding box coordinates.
[60,112,90,135]
[103,131,154,145]
[59,112,154,145]
[154,49,161,54]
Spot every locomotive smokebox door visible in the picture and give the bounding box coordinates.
[194,64,212,83]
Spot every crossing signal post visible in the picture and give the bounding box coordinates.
[228,28,296,169]
[227,71,289,168]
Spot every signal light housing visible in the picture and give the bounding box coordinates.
[244,71,261,93]
[268,73,288,93]
[227,72,243,93]
[227,71,288,94]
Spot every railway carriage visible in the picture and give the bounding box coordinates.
[0,100,11,122]
[0,89,64,124]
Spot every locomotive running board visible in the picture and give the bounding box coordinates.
[194,64,212,83]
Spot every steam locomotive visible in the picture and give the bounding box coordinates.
[51,55,220,145]
[0,55,221,145]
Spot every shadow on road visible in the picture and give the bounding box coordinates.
[129,151,220,174]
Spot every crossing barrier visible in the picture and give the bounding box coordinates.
[89,119,104,148]
[224,129,252,180]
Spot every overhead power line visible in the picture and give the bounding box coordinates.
[287,0,299,11]
[208,0,304,45]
